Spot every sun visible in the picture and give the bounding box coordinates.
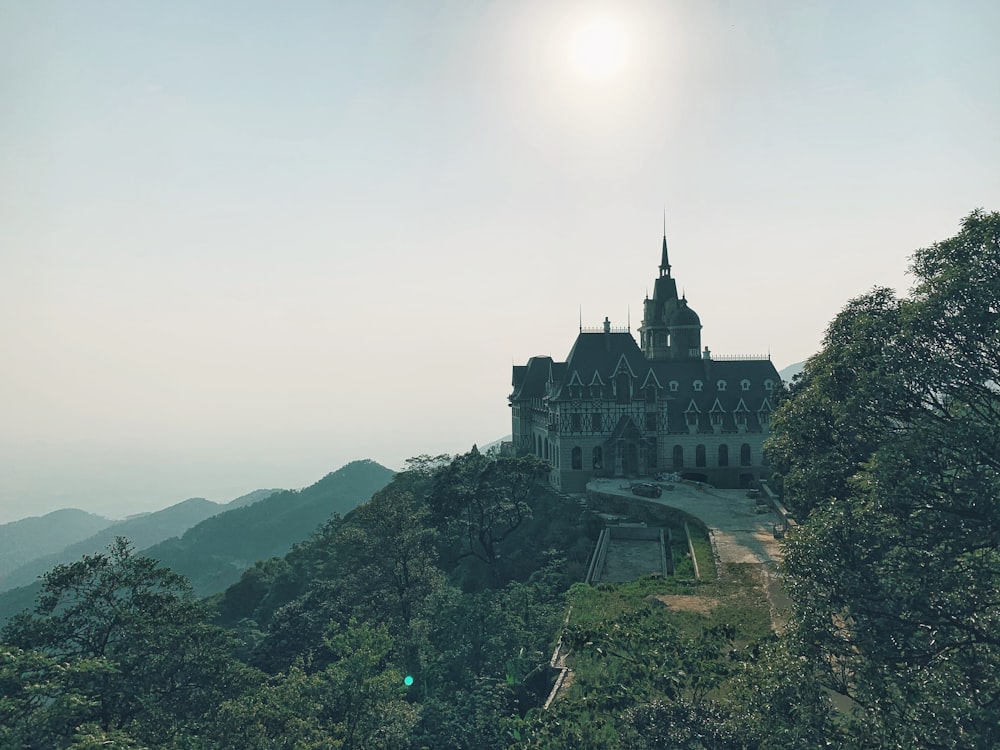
[566,13,629,83]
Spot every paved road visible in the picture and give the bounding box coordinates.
[587,478,783,565]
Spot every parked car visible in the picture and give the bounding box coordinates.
[631,482,662,498]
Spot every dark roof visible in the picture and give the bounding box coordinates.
[512,329,780,431]
[509,356,552,401]
[670,298,701,326]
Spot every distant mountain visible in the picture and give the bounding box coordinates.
[225,488,282,510]
[778,361,805,383]
[0,497,225,594]
[0,509,112,583]
[0,460,395,626]
[145,460,395,596]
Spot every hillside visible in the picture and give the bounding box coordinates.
[0,461,393,623]
[0,497,226,593]
[130,459,395,596]
[0,508,112,583]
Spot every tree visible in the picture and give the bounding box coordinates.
[213,622,417,750]
[430,448,550,587]
[2,538,245,745]
[770,210,1000,747]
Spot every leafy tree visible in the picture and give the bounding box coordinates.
[0,646,117,749]
[770,209,1000,747]
[2,538,245,746]
[430,447,550,587]
[213,622,416,750]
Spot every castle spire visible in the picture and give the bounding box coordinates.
[659,233,671,278]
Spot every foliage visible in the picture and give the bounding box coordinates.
[769,209,1000,747]
[1,538,247,746]
[430,447,551,587]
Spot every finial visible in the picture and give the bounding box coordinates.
[579,305,583,333]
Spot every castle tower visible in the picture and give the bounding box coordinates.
[639,235,679,360]
[668,296,702,360]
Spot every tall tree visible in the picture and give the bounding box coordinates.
[770,210,1000,747]
[2,538,245,745]
[430,448,550,586]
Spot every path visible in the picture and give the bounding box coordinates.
[587,478,783,566]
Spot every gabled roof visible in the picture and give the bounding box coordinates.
[640,369,663,390]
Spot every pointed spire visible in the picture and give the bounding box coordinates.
[659,231,671,278]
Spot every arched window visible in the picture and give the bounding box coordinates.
[672,445,684,469]
[696,444,707,467]
[592,446,603,469]
[572,446,582,470]
[740,443,752,466]
[718,444,729,467]
[741,379,751,391]
[693,380,703,392]
[717,380,727,391]
[764,379,774,391]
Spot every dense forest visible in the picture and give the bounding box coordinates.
[2,210,998,749]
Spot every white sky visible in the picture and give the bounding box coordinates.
[2,0,999,522]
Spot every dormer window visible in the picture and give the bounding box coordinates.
[741,379,751,391]
[717,380,727,391]
[764,379,774,391]
[669,380,679,392]
[693,380,703,392]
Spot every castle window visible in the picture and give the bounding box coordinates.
[672,445,684,469]
[740,443,752,466]
[741,379,751,391]
[572,446,582,470]
[764,379,774,391]
[718,444,729,467]
[669,380,679,392]
[571,413,581,432]
[696,445,707,467]
[710,412,722,427]
[717,380,727,391]
[592,446,603,469]
[645,412,657,431]
[693,380,703,392]
[615,372,631,404]
[686,412,698,428]
[591,384,602,398]
[758,410,770,426]
[735,411,747,426]
[592,412,602,431]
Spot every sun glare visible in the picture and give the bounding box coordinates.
[566,14,629,83]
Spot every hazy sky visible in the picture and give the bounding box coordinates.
[2,1,999,523]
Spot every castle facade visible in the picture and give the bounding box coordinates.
[509,236,780,492]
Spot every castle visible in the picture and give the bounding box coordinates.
[509,236,780,492]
